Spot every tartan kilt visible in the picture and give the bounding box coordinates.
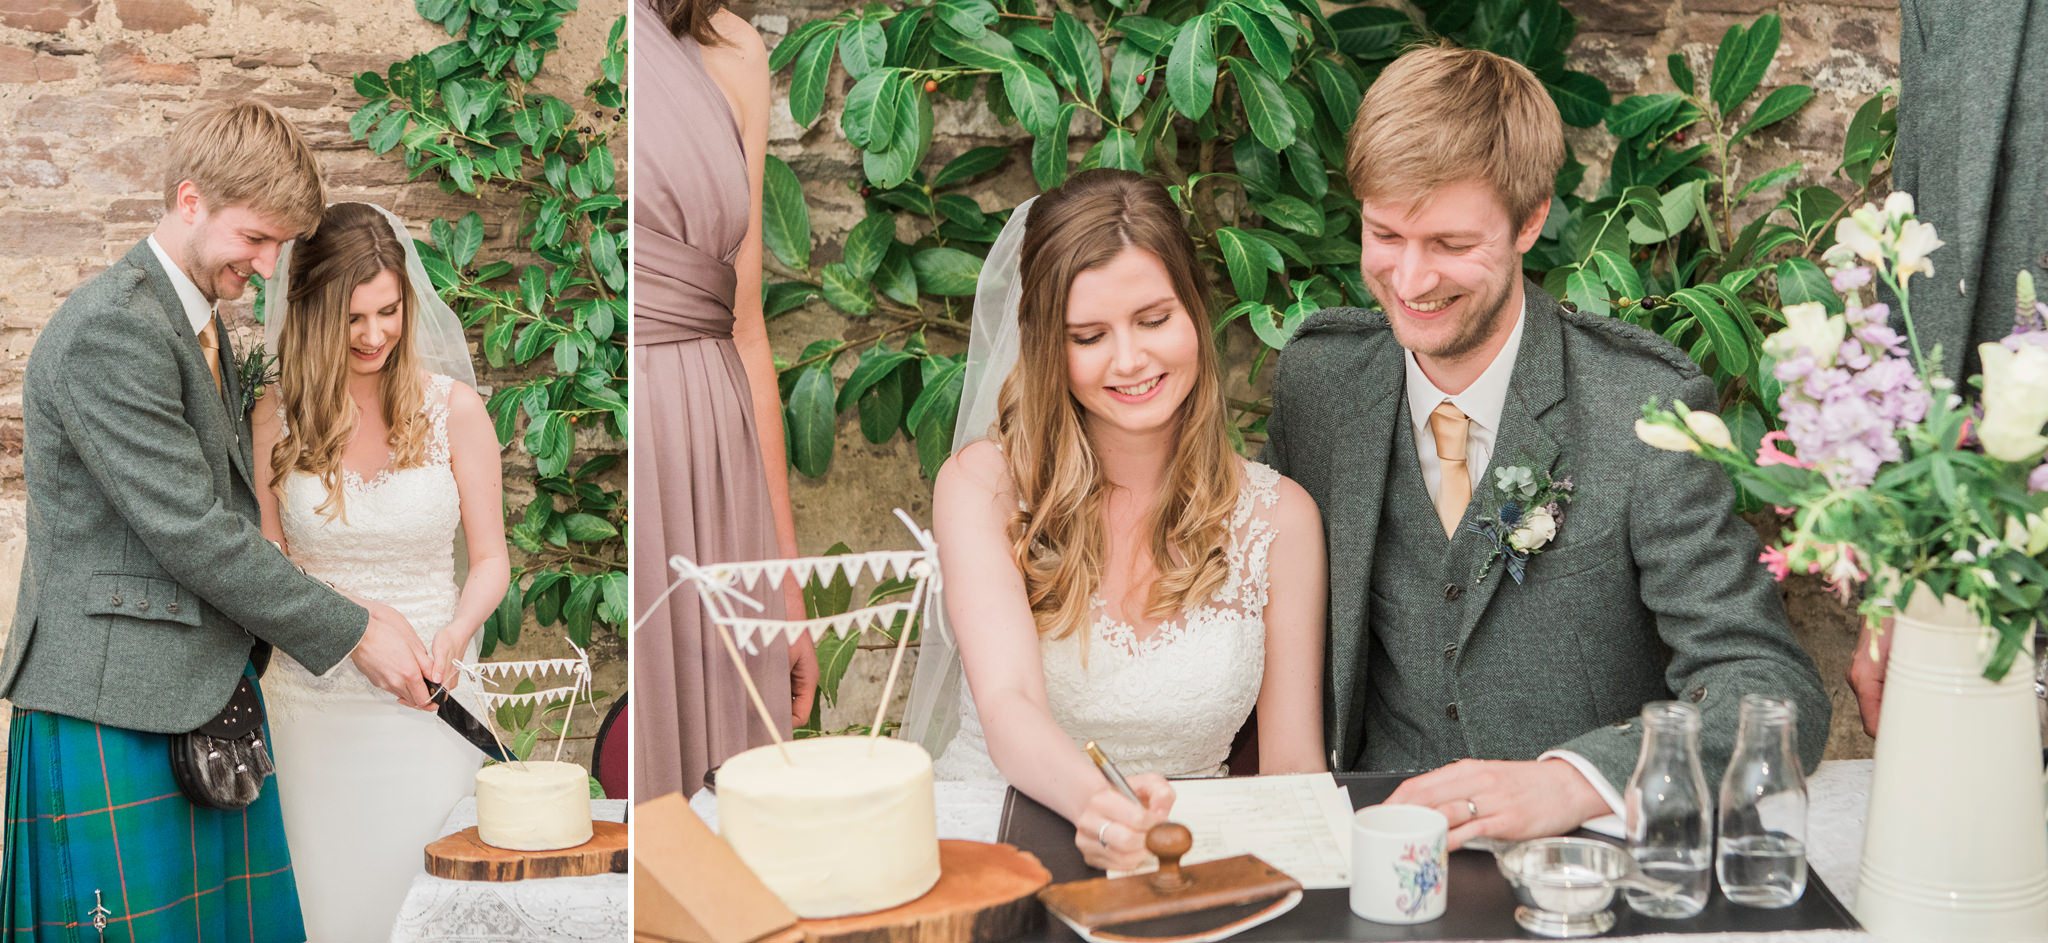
[2,672,305,943]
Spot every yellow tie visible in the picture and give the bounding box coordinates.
[197,316,223,394]
[1429,402,1471,539]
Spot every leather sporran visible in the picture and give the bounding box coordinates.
[169,675,275,810]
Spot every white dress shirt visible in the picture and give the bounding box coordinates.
[1401,297,1627,836]
[146,234,218,335]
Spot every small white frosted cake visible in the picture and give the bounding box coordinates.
[474,760,593,851]
[716,736,941,918]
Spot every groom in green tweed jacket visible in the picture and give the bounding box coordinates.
[1262,46,1829,848]
[1,101,433,942]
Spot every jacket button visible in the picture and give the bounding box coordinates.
[1442,584,1463,601]
[1443,643,1458,660]
[136,600,149,611]
[167,603,179,614]
[1446,703,1460,721]
[110,596,121,606]
[1688,686,1705,703]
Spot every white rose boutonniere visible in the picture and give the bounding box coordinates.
[1466,463,1575,585]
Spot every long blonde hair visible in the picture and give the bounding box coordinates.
[993,169,1239,642]
[269,202,430,522]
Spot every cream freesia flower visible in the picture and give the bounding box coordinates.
[1683,410,1735,450]
[1509,506,1558,552]
[1834,213,1887,267]
[2001,514,2048,556]
[1894,220,1944,280]
[1881,191,1916,225]
[1763,302,1847,367]
[1976,342,2048,462]
[1636,419,1700,453]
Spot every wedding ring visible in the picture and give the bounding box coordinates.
[1466,798,1480,821]
[1098,821,1112,847]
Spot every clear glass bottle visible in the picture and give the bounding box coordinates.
[1625,700,1713,918]
[1716,694,1808,907]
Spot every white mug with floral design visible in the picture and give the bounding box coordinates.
[1351,804,1449,924]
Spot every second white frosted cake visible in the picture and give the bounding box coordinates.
[716,735,941,918]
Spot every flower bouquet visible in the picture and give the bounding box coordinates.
[1635,194,2048,939]
[1635,193,2048,680]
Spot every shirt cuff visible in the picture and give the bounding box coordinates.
[1538,749,1626,838]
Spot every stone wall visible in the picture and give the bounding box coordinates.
[0,0,626,767]
[751,0,1898,760]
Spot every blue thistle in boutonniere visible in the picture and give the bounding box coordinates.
[235,343,278,417]
[1466,464,1575,585]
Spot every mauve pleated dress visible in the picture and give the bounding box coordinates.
[633,4,790,802]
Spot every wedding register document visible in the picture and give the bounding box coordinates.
[1109,773,1355,889]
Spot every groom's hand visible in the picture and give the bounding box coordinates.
[1386,758,1609,851]
[348,601,434,710]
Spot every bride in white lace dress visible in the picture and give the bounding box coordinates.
[922,171,1329,870]
[249,203,510,941]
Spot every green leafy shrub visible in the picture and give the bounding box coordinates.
[348,0,629,653]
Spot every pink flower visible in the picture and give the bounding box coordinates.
[1832,266,1873,292]
[2030,462,2048,494]
[1820,543,1865,602]
[1759,546,1791,581]
[1756,431,1816,470]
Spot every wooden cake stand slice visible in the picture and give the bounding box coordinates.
[426,821,628,881]
[798,840,1052,943]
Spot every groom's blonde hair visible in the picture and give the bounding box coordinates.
[163,101,325,233]
[1345,43,1564,228]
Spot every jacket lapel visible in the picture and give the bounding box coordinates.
[1327,333,1405,770]
[1451,283,1566,652]
[128,241,253,491]
[214,321,257,492]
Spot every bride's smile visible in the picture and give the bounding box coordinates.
[347,268,405,376]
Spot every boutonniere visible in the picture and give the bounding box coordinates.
[1465,464,1574,585]
[234,342,278,417]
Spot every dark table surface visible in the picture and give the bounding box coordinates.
[997,772,1860,941]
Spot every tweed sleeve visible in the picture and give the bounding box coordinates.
[1556,373,1831,791]
[47,305,368,674]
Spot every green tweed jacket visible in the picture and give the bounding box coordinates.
[1261,283,1830,790]
[1,240,367,734]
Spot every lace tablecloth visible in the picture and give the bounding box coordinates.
[689,761,1876,942]
[390,798,628,943]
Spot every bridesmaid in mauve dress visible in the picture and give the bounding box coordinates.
[633,0,816,802]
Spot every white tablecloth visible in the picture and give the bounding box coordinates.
[390,798,628,943]
[690,761,1877,942]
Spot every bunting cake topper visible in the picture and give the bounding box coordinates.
[633,509,939,759]
[451,638,596,765]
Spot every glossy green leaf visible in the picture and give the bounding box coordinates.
[911,247,983,296]
[1090,129,1143,172]
[933,0,997,35]
[858,367,905,444]
[1735,162,1803,202]
[821,262,874,316]
[563,513,618,542]
[1329,5,1409,58]
[838,345,918,413]
[788,24,839,127]
[1166,13,1218,121]
[1247,300,1305,350]
[1217,227,1284,302]
[1283,137,1327,202]
[908,359,966,478]
[837,17,887,80]
[1605,93,1682,140]
[1256,193,1323,236]
[931,145,1010,188]
[1052,12,1104,101]
[1233,61,1296,150]
[842,68,898,152]
[1032,102,1077,189]
[841,213,895,282]
[1589,249,1644,302]
[930,24,1016,69]
[1232,138,1282,197]
[762,159,811,271]
[876,244,919,306]
[1002,62,1060,137]
[1731,84,1813,146]
[1306,57,1361,128]
[1775,257,1842,313]
[787,365,837,478]
[768,18,836,71]
[1116,15,1176,54]
[1566,267,1611,317]
[1671,287,1751,377]
[1108,41,1155,120]
[1709,14,1779,117]
[1224,4,1292,81]
[1550,71,1611,129]
[764,282,820,318]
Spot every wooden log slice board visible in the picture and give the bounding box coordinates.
[798,840,1052,943]
[426,821,628,881]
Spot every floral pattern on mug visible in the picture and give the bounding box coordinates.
[1393,836,1447,917]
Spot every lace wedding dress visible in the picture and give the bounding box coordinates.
[932,460,1283,781]
[265,374,485,942]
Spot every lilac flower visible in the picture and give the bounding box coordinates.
[2031,462,2048,494]
[1832,266,1873,292]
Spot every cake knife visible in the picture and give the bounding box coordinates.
[428,682,512,761]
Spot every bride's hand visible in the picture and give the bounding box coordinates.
[1075,773,1175,871]
[427,631,466,692]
